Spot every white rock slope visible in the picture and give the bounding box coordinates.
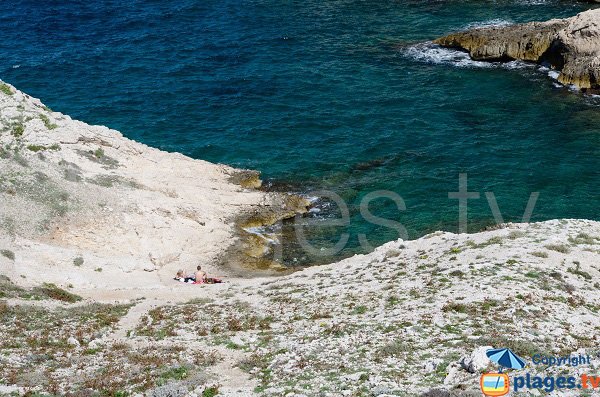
[0,80,293,293]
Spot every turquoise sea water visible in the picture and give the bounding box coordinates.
[1,1,599,264]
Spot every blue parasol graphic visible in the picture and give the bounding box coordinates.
[486,348,526,372]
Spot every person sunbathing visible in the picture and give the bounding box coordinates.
[175,269,195,283]
[174,266,222,284]
[194,265,207,284]
[194,266,223,284]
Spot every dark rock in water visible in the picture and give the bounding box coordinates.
[434,9,600,90]
[352,157,387,171]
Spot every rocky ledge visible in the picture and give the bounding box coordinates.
[434,9,600,90]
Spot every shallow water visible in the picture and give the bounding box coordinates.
[1,0,599,265]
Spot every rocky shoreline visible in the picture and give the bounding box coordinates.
[0,83,599,396]
[434,9,600,91]
[0,81,306,294]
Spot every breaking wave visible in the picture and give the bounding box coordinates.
[402,42,531,70]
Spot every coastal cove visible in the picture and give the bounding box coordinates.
[2,2,600,394]
[1,0,599,266]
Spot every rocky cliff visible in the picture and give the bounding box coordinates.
[434,9,600,90]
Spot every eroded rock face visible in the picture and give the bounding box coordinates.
[554,11,600,88]
[434,9,600,90]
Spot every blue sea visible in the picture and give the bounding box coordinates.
[1,1,599,265]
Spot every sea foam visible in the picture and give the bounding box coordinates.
[461,19,513,30]
[402,43,493,68]
[402,42,531,70]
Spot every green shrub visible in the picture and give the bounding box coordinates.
[0,83,13,95]
[39,114,58,130]
[202,386,220,397]
[27,144,60,152]
[35,283,82,303]
[0,249,15,260]
[27,145,45,152]
[352,305,368,315]
[442,302,468,313]
[530,251,548,258]
[568,233,598,245]
[157,366,188,386]
[545,244,570,254]
[12,123,24,137]
[525,271,540,279]
[567,264,592,280]
[376,341,407,359]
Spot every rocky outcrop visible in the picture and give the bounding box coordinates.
[434,9,600,90]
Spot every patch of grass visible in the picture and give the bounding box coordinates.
[76,149,119,169]
[549,271,563,280]
[225,341,242,350]
[39,114,58,130]
[0,82,13,95]
[545,244,571,254]
[0,249,15,261]
[352,305,368,315]
[27,144,60,152]
[386,295,400,307]
[376,341,407,359]
[186,297,214,305]
[26,145,45,152]
[508,231,527,239]
[0,170,71,219]
[525,271,540,279]
[238,352,270,373]
[34,283,82,303]
[530,251,548,258]
[202,385,220,397]
[73,256,84,266]
[12,123,24,137]
[0,146,10,159]
[442,299,499,315]
[468,236,504,249]
[442,302,467,313]
[568,233,598,245]
[87,174,143,189]
[157,366,188,386]
[567,264,592,280]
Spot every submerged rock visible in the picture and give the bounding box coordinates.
[434,9,600,90]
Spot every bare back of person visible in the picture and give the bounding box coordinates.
[195,269,207,283]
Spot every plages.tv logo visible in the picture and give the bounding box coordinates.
[480,348,526,397]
